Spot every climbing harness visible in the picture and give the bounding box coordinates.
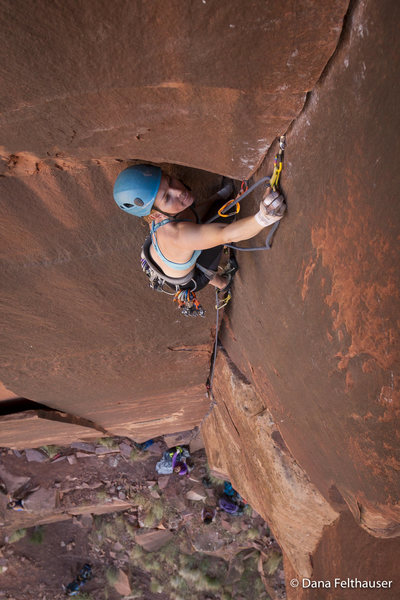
[141,135,286,322]
[140,207,208,316]
[140,237,206,316]
[141,254,206,317]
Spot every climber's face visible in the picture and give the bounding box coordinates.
[153,174,194,215]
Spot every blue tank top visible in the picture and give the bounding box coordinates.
[150,219,201,271]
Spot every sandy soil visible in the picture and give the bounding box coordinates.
[0,437,285,600]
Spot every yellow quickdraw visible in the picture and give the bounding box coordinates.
[269,160,282,190]
[269,135,286,191]
[215,290,232,310]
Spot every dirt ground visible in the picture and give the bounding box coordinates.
[0,436,285,600]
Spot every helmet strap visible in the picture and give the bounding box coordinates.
[154,207,178,218]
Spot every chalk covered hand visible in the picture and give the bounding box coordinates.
[254,189,286,227]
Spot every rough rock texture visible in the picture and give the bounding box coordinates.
[219,0,400,543]
[1,0,399,594]
[0,1,348,443]
[0,161,217,442]
[284,511,400,599]
[201,348,339,577]
[2,498,133,540]
[135,528,174,552]
[0,444,284,600]
[111,569,131,597]
[203,343,400,595]
[0,411,102,449]
[0,0,347,179]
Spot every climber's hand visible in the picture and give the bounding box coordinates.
[254,189,286,227]
[262,189,286,216]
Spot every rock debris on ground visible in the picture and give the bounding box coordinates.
[0,434,285,600]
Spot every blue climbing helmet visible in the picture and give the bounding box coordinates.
[113,164,162,217]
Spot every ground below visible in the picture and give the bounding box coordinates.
[0,435,285,600]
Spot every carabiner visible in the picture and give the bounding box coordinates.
[215,290,232,310]
[218,199,241,218]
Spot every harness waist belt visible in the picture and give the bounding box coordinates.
[141,237,195,286]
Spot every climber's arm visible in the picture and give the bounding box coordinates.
[173,189,285,251]
[172,217,264,251]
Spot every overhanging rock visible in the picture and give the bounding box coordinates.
[0,162,213,440]
[0,410,102,449]
[0,0,348,178]
[0,0,349,447]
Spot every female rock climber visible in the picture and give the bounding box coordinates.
[113,164,285,311]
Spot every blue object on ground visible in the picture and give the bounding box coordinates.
[223,481,235,497]
[64,563,92,596]
[136,439,154,451]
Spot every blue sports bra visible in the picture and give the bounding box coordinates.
[150,219,201,271]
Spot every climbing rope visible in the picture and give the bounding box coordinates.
[207,136,286,397]
[207,288,221,397]
[206,135,286,252]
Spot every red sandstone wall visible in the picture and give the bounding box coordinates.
[0,160,214,439]
[0,0,347,178]
[220,0,400,539]
[0,1,348,441]
[2,0,399,591]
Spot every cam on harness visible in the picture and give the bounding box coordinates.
[140,222,213,317]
